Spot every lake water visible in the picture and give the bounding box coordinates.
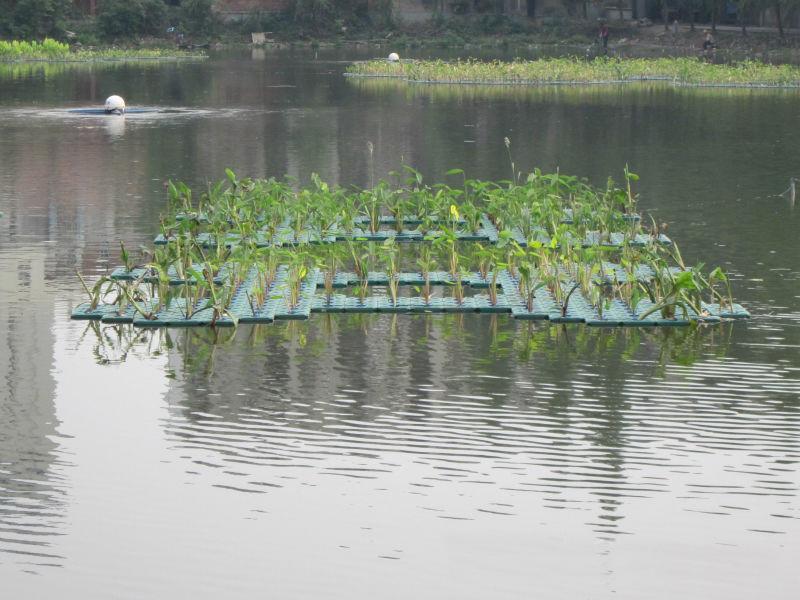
[0,49,798,598]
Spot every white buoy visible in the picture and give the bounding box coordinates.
[388,52,400,63]
[104,95,126,115]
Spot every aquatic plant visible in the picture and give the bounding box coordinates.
[73,167,747,328]
[417,245,436,303]
[381,238,400,305]
[77,272,113,311]
[707,266,734,310]
[0,39,205,62]
[346,57,800,88]
[283,251,308,310]
[0,39,69,60]
[318,244,343,299]
[515,250,545,313]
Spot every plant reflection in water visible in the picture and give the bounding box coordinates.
[82,316,732,380]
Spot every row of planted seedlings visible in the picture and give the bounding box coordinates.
[156,166,648,247]
[72,167,749,328]
[74,233,746,327]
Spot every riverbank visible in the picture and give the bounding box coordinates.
[217,15,800,63]
[8,11,800,60]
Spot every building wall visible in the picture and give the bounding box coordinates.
[389,0,525,21]
[214,0,292,16]
[389,0,438,23]
[759,7,800,29]
[387,0,637,21]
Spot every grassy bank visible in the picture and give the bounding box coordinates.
[0,39,204,62]
[346,57,800,87]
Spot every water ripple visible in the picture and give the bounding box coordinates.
[144,320,800,542]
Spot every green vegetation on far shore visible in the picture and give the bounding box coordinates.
[0,39,204,62]
[347,57,800,88]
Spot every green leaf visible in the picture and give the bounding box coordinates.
[186,267,205,283]
[673,270,696,291]
[709,266,727,282]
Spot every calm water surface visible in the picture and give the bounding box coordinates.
[0,49,798,598]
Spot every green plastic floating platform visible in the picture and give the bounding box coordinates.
[72,267,750,328]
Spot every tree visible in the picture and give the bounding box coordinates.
[181,0,217,36]
[771,0,797,38]
[706,0,722,32]
[735,0,749,35]
[370,0,394,28]
[294,0,334,28]
[97,0,166,39]
[681,0,703,30]
[0,0,70,39]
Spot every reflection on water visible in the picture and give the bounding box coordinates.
[71,317,799,541]
[0,248,66,570]
[348,74,800,104]
[0,59,203,81]
[84,315,735,370]
[102,115,126,139]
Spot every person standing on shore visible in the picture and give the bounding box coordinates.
[702,29,716,59]
[599,22,609,55]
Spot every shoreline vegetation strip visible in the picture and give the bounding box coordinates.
[0,39,205,62]
[345,57,800,88]
[72,168,748,328]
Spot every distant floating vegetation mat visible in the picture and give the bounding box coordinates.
[346,57,800,88]
[0,39,205,62]
[72,167,749,328]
